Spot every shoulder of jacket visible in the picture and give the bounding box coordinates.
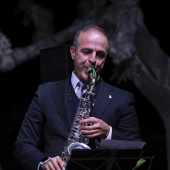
[102,81,133,96]
[38,79,68,91]
[41,79,67,86]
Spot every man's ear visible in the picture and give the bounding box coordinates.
[70,46,76,60]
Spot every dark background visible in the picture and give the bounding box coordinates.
[0,0,169,170]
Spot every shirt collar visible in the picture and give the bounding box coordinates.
[71,71,100,90]
[71,72,80,90]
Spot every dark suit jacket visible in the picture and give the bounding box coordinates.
[13,78,141,170]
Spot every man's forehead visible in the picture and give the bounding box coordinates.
[81,47,105,52]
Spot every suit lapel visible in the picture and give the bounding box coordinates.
[91,81,113,118]
[52,79,71,131]
[51,79,114,131]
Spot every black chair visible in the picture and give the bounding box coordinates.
[40,44,73,83]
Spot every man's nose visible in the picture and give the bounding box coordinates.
[88,53,96,64]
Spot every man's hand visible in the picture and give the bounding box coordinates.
[80,117,110,139]
[41,156,64,170]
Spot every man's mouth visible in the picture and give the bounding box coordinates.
[83,66,97,76]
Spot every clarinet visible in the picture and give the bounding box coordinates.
[61,68,96,170]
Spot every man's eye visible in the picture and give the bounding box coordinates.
[82,50,91,54]
[97,51,106,58]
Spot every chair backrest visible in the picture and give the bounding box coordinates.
[40,44,73,83]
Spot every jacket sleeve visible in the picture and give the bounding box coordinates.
[111,94,141,141]
[13,85,48,170]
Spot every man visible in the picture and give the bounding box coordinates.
[13,24,141,170]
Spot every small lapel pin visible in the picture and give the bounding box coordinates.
[109,95,112,99]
